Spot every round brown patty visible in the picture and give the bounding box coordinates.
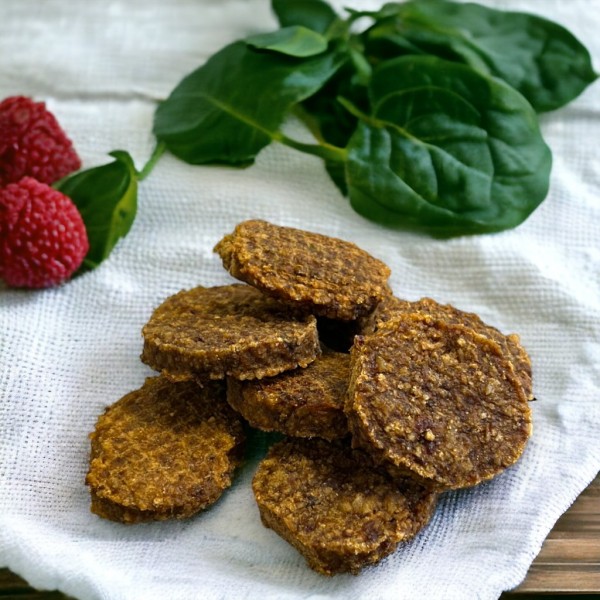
[360,295,533,401]
[86,376,245,523]
[141,284,320,381]
[214,220,391,321]
[346,313,532,490]
[252,438,437,575]
[227,350,350,441]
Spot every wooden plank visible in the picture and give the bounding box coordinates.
[513,564,600,593]
[536,538,600,562]
[550,494,600,515]
[507,473,600,595]
[551,512,600,533]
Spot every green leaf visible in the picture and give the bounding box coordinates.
[300,63,368,148]
[246,25,328,58]
[153,41,346,165]
[56,151,138,270]
[344,56,552,236]
[271,0,338,35]
[345,3,406,21]
[325,159,348,196]
[364,0,597,112]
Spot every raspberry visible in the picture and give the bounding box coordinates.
[0,177,89,288]
[0,96,81,186]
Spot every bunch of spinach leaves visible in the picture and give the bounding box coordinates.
[161,0,596,236]
[152,0,596,236]
[64,0,596,260]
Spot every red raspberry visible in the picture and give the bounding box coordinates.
[0,177,89,288]
[0,96,81,186]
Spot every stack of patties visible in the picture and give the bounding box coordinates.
[85,219,533,576]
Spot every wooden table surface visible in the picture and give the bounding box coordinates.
[1,474,598,599]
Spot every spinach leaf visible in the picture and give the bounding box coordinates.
[56,151,138,270]
[363,0,597,112]
[246,26,328,58]
[344,56,552,235]
[147,0,594,237]
[153,41,346,165]
[297,63,370,195]
[300,64,368,148]
[271,0,339,35]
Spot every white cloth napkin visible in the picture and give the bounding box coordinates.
[1,1,599,599]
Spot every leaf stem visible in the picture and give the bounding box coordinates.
[337,96,375,124]
[273,132,347,163]
[137,141,166,181]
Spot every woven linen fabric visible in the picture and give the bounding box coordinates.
[1,1,599,599]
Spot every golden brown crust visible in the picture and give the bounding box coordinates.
[346,313,532,491]
[357,293,410,336]
[141,284,320,381]
[214,220,391,321]
[227,351,350,440]
[252,438,437,575]
[360,295,533,400]
[86,376,245,523]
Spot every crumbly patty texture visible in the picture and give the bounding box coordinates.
[346,313,532,490]
[227,350,350,440]
[360,295,533,401]
[141,284,320,381]
[252,438,437,575]
[214,220,391,321]
[82,218,536,571]
[86,376,245,523]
